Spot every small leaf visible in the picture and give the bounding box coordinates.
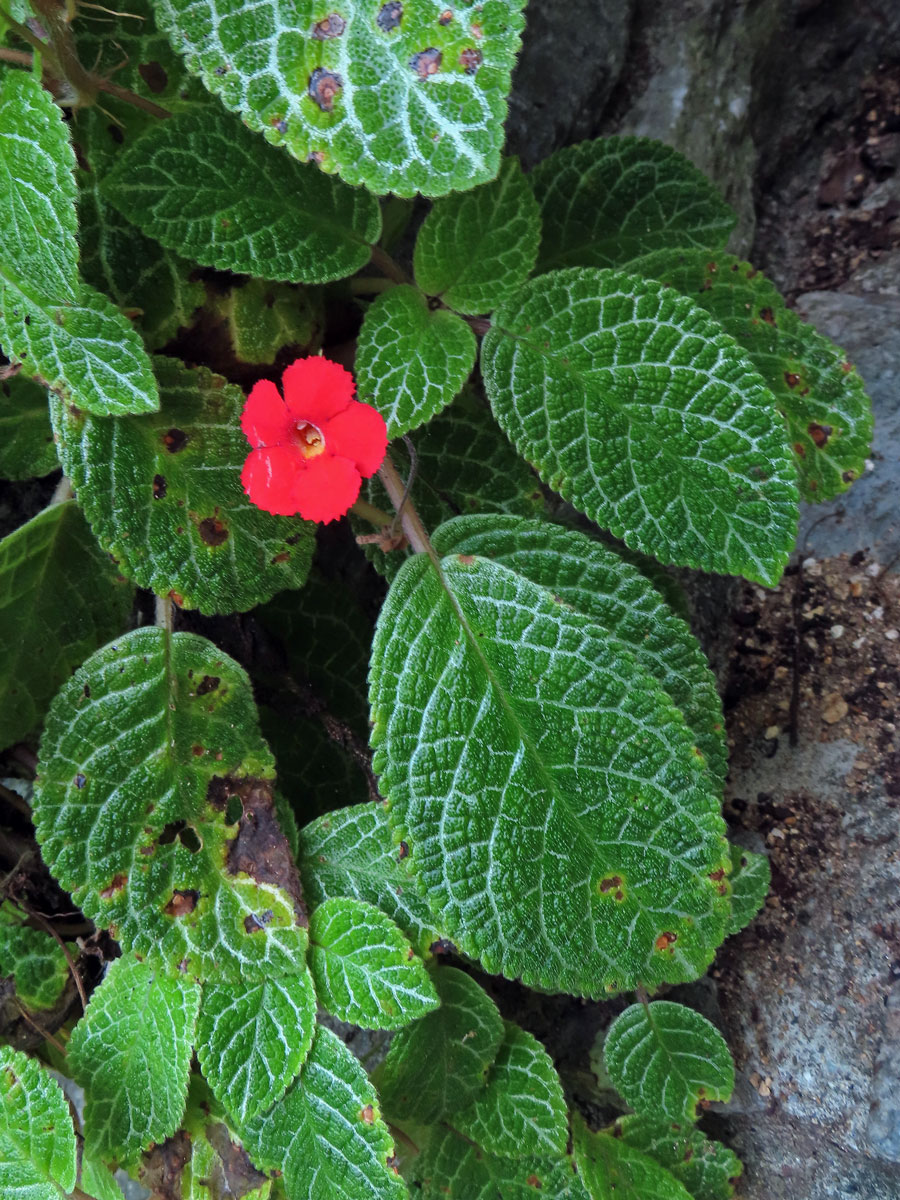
[50,356,315,614]
[103,108,381,284]
[0,902,69,1011]
[414,157,540,314]
[0,70,78,305]
[308,896,439,1030]
[453,1020,567,1158]
[68,954,200,1166]
[416,1127,588,1199]
[298,801,441,956]
[34,627,310,980]
[603,1001,735,1124]
[355,285,476,438]
[152,0,527,197]
[0,374,58,479]
[183,1125,272,1200]
[241,1025,406,1200]
[0,500,134,751]
[482,267,799,585]
[197,972,317,1125]
[80,1152,126,1200]
[0,1045,77,1197]
[572,1118,693,1200]
[612,1114,742,1200]
[628,249,873,501]
[726,844,770,937]
[221,278,323,365]
[376,966,504,1124]
[530,137,736,274]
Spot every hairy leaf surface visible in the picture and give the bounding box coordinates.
[34,627,310,980]
[415,1127,589,1199]
[530,137,735,274]
[104,108,381,283]
[726,844,770,936]
[69,954,200,1166]
[220,278,323,365]
[0,1045,76,1198]
[50,356,314,613]
[0,375,57,479]
[573,1119,692,1200]
[153,0,527,196]
[604,1001,735,1124]
[370,552,730,996]
[355,285,476,438]
[482,268,798,584]
[414,156,540,313]
[612,1115,742,1200]
[0,903,69,1011]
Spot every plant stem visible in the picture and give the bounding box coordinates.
[29,0,95,103]
[0,46,32,66]
[155,594,174,635]
[378,452,439,567]
[350,497,395,528]
[50,475,73,505]
[92,75,171,118]
[349,276,397,296]
[369,244,412,287]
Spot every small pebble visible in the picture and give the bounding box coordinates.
[866,562,883,577]
[822,693,849,724]
[885,629,899,641]
[830,624,845,638]
[765,725,780,740]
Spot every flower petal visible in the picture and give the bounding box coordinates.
[291,453,361,524]
[241,445,307,516]
[323,400,388,477]
[282,357,356,425]
[241,379,292,448]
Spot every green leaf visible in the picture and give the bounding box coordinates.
[220,278,323,365]
[726,844,769,937]
[0,374,57,479]
[241,1025,406,1200]
[453,1020,567,1158]
[627,249,873,501]
[432,515,727,784]
[603,1001,735,1124]
[357,386,543,581]
[80,1154,126,1200]
[69,954,200,1166]
[370,552,730,997]
[572,1119,692,1200]
[612,1114,742,1200]
[376,966,503,1124]
[530,137,736,274]
[355,285,476,438]
[0,70,77,306]
[482,267,799,586]
[0,1045,77,1197]
[297,802,441,957]
[413,157,540,314]
[415,1127,588,1199]
[309,897,439,1030]
[197,972,317,1124]
[0,500,134,751]
[152,0,527,197]
[0,903,69,1011]
[103,107,381,284]
[50,356,315,613]
[183,1125,272,1200]
[33,627,310,980]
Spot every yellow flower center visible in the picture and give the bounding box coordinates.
[294,420,326,459]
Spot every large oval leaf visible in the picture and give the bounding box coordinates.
[416,1127,589,1199]
[482,268,799,585]
[572,1118,692,1200]
[0,1046,77,1198]
[370,550,731,997]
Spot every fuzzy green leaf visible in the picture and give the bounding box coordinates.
[298,802,441,957]
[416,1128,588,1199]
[50,356,314,613]
[453,1020,567,1158]
[69,955,199,1167]
[0,501,134,751]
[0,1046,76,1198]
[370,551,730,997]
[726,844,770,936]
[432,515,727,784]
[572,1119,692,1200]
[376,966,503,1124]
[0,903,69,1011]
[530,137,736,274]
[0,70,78,306]
[482,268,799,585]
[0,375,57,479]
[80,1155,126,1200]
[33,627,310,981]
[220,278,323,365]
[104,107,381,284]
[628,249,873,501]
[197,972,317,1125]
[241,1025,406,1200]
[612,1114,742,1200]
[152,0,527,197]
[355,285,476,438]
[309,896,439,1030]
[413,156,540,314]
[604,1001,735,1124]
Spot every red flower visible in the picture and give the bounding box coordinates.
[240,357,387,523]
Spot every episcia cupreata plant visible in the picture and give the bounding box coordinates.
[0,0,872,1197]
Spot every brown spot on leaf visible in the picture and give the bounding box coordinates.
[410,48,442,78]
[438,8,452,23]
[457,554,475,565]
[271,551,290,563]
[377,1,402,31]
[191,745,204,757]
[197,675,221,696]
[460,47,482,74]
[100,874,127,899]
[841,360,853,373]
[312,13,346,37]
[398,840,409,860]
[137,61,168,94]
[165,889,199,917]
[526,1175,542,1188]
[308,67,343,112]
[152,474,167,500]
[684,1146,694,1162]
[808,422,833,448]
[783,371,802,389]
[198,517,229,546]
[655,931,678,951]
[244,910,273,933]
[793,442,806,458]
[359,1104,375,1124]
[599,875,623,894]
[138,1132,190,1198]
[759,307,776,325]
[163,428,188,453]
[842,469,856,483]
[709,868,726,882]
[75,773,86,789]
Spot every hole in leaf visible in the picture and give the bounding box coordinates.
[158,821,202,853]
[225,794,243,825]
